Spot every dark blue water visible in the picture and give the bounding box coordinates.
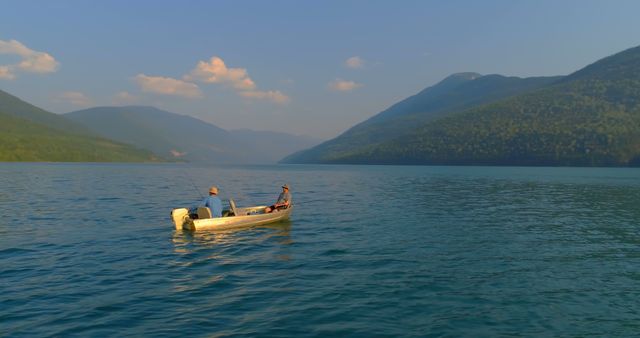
[1,163,640,337]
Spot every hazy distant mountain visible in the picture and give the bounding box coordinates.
[228,129,321,163]
[286,45,640,166]
[0,90,158,162]
[282,72,561,163]
[65,106,321,164]
[66,106,235,163]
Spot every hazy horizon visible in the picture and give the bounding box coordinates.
[2,0,640,139]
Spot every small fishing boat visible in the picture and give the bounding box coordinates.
[171,200,293,231]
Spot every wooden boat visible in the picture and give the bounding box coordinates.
[171,199,293,231]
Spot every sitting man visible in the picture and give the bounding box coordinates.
[265,184,292,213]
[200,185,223,217]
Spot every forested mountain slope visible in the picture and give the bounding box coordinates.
[0,90,158,162]
[286,45,640,166]
[283,73,560,163]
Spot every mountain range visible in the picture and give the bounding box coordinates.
[0,91,319,164]
[65,106,320,164]
[283,72,561,163]
[4,44,640,166]
[0,90,157,162]
[283,45,640,166]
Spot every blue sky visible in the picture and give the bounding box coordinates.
[1,0,640,139]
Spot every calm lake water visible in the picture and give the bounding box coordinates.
[1,163,639,337]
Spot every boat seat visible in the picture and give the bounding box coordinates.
[229,199,238,216]
[196,206,212,219]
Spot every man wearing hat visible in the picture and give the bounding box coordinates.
[201,185,223,217]
[265,184,292,213]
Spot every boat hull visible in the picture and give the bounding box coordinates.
[171,205,292,231]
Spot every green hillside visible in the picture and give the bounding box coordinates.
[0,90,159,162]
[285,45,640,166]
[282,73,560,163]
[0,90,89,134]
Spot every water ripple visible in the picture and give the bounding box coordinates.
[1,164,640,336]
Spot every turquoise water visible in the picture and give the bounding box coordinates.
[1,163,640,337]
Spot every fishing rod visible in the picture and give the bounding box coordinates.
[180,164,204,199]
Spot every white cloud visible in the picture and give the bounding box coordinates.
[134,74,202,98]
[329,78,363,92]
[0,66,15,80]
[0,39,59,80]
[185,56,290,103]
[112,91,138,105]
[345,56,365,69]
[58,91,93,107]
[239,90,290,104]
[185,56,256,90]
[18,52,58,73]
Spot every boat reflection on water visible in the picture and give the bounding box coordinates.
[169,220,294,293]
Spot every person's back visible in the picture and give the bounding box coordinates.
[201,186,223,217]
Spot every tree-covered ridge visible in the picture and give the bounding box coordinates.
[0,91,159,162]
[282,73,561,164]
[285,45,640,166]
[342,86,640,165]
[0,90,89,134]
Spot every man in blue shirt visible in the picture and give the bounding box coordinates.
[201,185,223,217]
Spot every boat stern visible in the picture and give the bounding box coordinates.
[171,208,190,230]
